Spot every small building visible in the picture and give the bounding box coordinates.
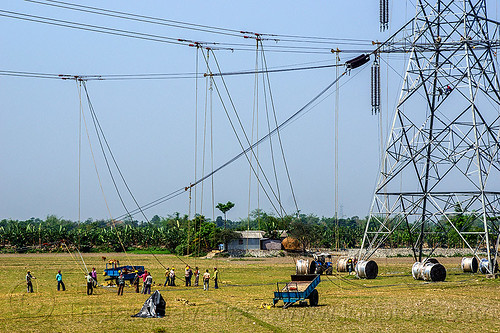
[261,239,282,250]
[227,230,265,251]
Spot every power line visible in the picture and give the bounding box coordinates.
[2,8,375,54]
[118,69,349,218]
[28,0,375,45]
[69,52,366,220]
[205,63,343,77]
[206,50,287,218]
[0,10,187,46]
[0,62,343,81]
[259,40,300,215]
[0,71,60,79]
[27,0,244,37]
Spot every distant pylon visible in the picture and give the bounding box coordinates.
[360,0,500,275]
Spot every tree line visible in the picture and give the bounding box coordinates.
[0,207,490,254]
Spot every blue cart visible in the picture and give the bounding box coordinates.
[103,260,145,284]
[273,274,320,308]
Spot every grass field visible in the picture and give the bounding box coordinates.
[0,253,498,332]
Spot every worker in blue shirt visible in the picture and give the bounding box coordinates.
[56,270,65,291]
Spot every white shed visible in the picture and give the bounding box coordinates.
[227,230,266,251]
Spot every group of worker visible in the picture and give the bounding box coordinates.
[130,270,153,295]
[162,265,219,290]
[86,267,98,295]
[437,85,453,99]
[202,267,219,291]
[26,267,99,294]
[25,265,220,295]
[346,258,358,275]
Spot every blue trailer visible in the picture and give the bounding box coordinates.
[273,274,320,309]
[103,260,145,284]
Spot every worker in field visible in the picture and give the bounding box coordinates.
[185,265,192,287]
[26,270,35,293]
[144,272,153,294]
[140,270,148,293]
[132,271,140,293]
[169,267,176,286]
[117,271,125,296]
[163,267,170,287]
[203,269,210,291]
[56,270,65,291]
[194,266,200,287]
[213,267,219,289]
[91,267,98,287]
[347,258,353,275]
[86,272,93,295]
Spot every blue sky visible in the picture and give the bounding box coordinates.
[1,1,498,222]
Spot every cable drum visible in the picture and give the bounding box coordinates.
[336,257,354,272]
[412,260,446,282]
[461,257,478,273]
[425,258,440,264]
[422,263,446,282]
[411,261,422,280]
[296,259,316,275]
[355,260,378,279]
[412,258,440,279]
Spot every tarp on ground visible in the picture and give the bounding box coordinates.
[131,290,166,318]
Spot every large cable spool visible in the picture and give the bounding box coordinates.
[422,263,446,282]
[336,257,354,272]
[461,257,478,273]
[412,260,446,282]
[411,261,423,280]
[426,258,440,264]
[355,260,378,279]
[412,258,440,279]
[296,259,316,275]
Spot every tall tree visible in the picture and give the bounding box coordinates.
[288,218,319,252]
[216,201,235,229]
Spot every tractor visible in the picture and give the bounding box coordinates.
[313,253,333,275]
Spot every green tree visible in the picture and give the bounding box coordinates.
[260,212,292,239]
[288,216,320,252]
[216,201,235,229]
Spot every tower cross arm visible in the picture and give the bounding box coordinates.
[373,7,500,54]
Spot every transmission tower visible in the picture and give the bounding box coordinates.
[359,0,500,275]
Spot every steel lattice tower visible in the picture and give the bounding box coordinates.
[359,0,500,274]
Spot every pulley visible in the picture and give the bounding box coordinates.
[345,54,370,70]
